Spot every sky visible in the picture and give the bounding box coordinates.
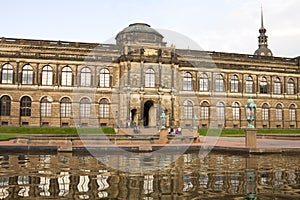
[1,0,299,57]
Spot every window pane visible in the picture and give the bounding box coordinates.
[230,75,238,93]
[80,68,91,86]
[99,69,110,87]
[42,66,53,85]
[80,98,90,118]
[215,74,224,92]
[183,73,192,91]
[60,97,71,117]
[1,64,13,84]
[183,100,193,119]
[0,96,11,116]
[61,67,72,86]
[20,96,31,116]
[199,73,208,91]
[145,69,155,87]
[246,76,253,93]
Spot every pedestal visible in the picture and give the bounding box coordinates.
[245,129,257,148]
[159,128,168,144]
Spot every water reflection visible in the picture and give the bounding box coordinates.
[0,152,298,199]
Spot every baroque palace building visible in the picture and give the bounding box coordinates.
[0,17,300,129]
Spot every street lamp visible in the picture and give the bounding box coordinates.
[244,97,257,128]
[193,115,199,130]
[160,110,166,129]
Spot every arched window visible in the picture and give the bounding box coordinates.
[199,73,209,91]
[40,96,52,117]
[80,67,91,87]
[217,102,225,120]
[0,96,11,116]
[80,98,90,118]
[145,68,155,87]
[215,74,224,92]
[262,103,269,120]
[232,102,240,120]
[289,104,296,121]
[230,75,239,93]
[20,96,31,116]
[61,66,72,86]
[60,97,71,118]
[287,78,295,95]
[260,77,267,94]
[1,64,13,84]
[274,77,281,94]
[22,64,33,85]
[275,104,283,120]
[183,100,193,119]
[200,101,209,120]
[99,98,110,118]
[41,65,53,85]
[99,68,110,87]
[245,76,253,93]
[183,72,192,91]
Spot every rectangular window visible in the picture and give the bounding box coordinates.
[287,83,294,95]
[201,107,209,120]
[290,109,296,121]
[262,109,269,120]
[199,79,208,91]
[232,108,240,120]
[230,81,238,93]
[276,109,282,120]
[41,103,51,117]
[61,103,71,117]
[246,82,253,93]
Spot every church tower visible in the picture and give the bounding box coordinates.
[254,7,273,56]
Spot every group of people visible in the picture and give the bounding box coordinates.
[168,127,182,135]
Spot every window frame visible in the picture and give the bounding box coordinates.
[80,67,92,87]
[99,68,110,88]
[183,72,192,91]
[22,64,33,85]
[230,75,239,93]
[0,95,11,116]
[60,97,71,118]
[20,96,32,117]
[61,66,72,86]
[183,100,193,119]
[80,98,91,118]
[199,73,209,91]
[215,74,224,92]
[40,96,52,117]
[99,98,110,118]
[41,65,53,86]
[1,64,13,84]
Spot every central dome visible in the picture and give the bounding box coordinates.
[115,23,165,46]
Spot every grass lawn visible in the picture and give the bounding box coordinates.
[0,127,115,141]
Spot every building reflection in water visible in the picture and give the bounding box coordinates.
[0,152,299,199]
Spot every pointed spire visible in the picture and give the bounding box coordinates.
[261,5,264,29]
[254,5,273,56]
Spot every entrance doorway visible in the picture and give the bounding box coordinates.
[130,109,137,127]
[143,101,156,127]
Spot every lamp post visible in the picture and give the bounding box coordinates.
[244,97,257,128]
[244,97,257,148]
[160,110,166,129]
[192,115,200,142]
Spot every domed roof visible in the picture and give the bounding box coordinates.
[254,46,273,56]
[115,23,165,46]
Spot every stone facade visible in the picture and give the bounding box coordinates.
[0,23,300,129]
